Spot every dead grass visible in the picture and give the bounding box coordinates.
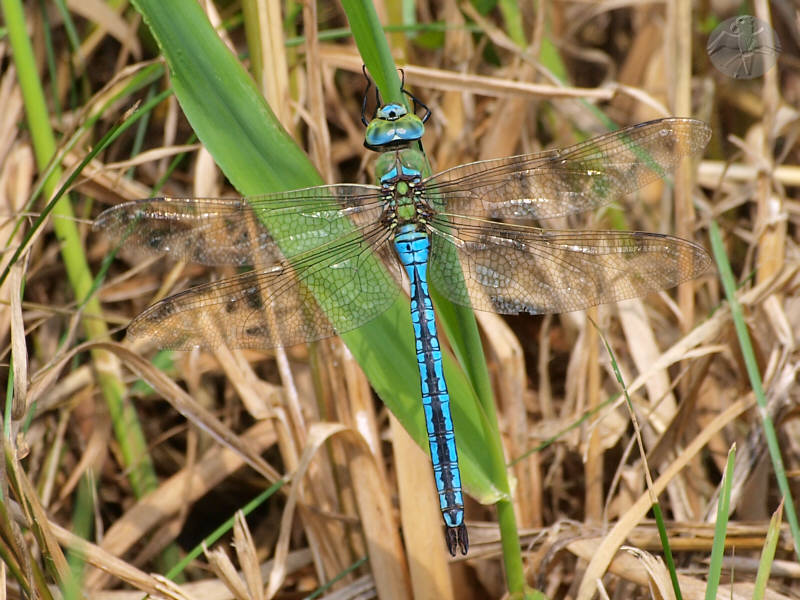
[1,1,799,599]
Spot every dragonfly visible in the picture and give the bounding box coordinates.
[95,77,712,556]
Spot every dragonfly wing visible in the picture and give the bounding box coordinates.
[127,225,401,349]
[94,184,384,266]
[423,118,711,220]
[428,216,712,315]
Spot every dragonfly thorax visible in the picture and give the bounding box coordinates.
[373,148,432,229]
[375,148,425,185]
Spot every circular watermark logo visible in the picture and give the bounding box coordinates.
[707,15,781,79]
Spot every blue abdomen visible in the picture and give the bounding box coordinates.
[394,225,468,555]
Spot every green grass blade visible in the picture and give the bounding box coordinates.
[340,0,402,102]
[752,500,783,600]
[652,502,683,600]
[593,316,683,600]
[710,221,800,561]
[705,444,736,600]
[497,0,526,46]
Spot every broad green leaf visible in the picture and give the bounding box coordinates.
[131,0,504,505]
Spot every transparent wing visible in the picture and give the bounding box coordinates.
[93,184,385,266]
[423,118,711,220]
[126,224,401,349]
[428,215,712,314]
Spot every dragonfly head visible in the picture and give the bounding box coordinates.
[364,102,425,151]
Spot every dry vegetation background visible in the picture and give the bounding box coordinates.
[1,0,799,599]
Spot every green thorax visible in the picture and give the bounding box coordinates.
[374,149,428,223]
[374,147,426,185]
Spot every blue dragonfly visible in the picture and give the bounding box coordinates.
[95,80,712,556]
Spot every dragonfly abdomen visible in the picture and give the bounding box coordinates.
[394,226,468,555]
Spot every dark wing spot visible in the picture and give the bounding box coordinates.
[244,286,264,310]
[148,230,167,250]
[245,325,270,338]
[151,299,176,319]
[234,229,250,247]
